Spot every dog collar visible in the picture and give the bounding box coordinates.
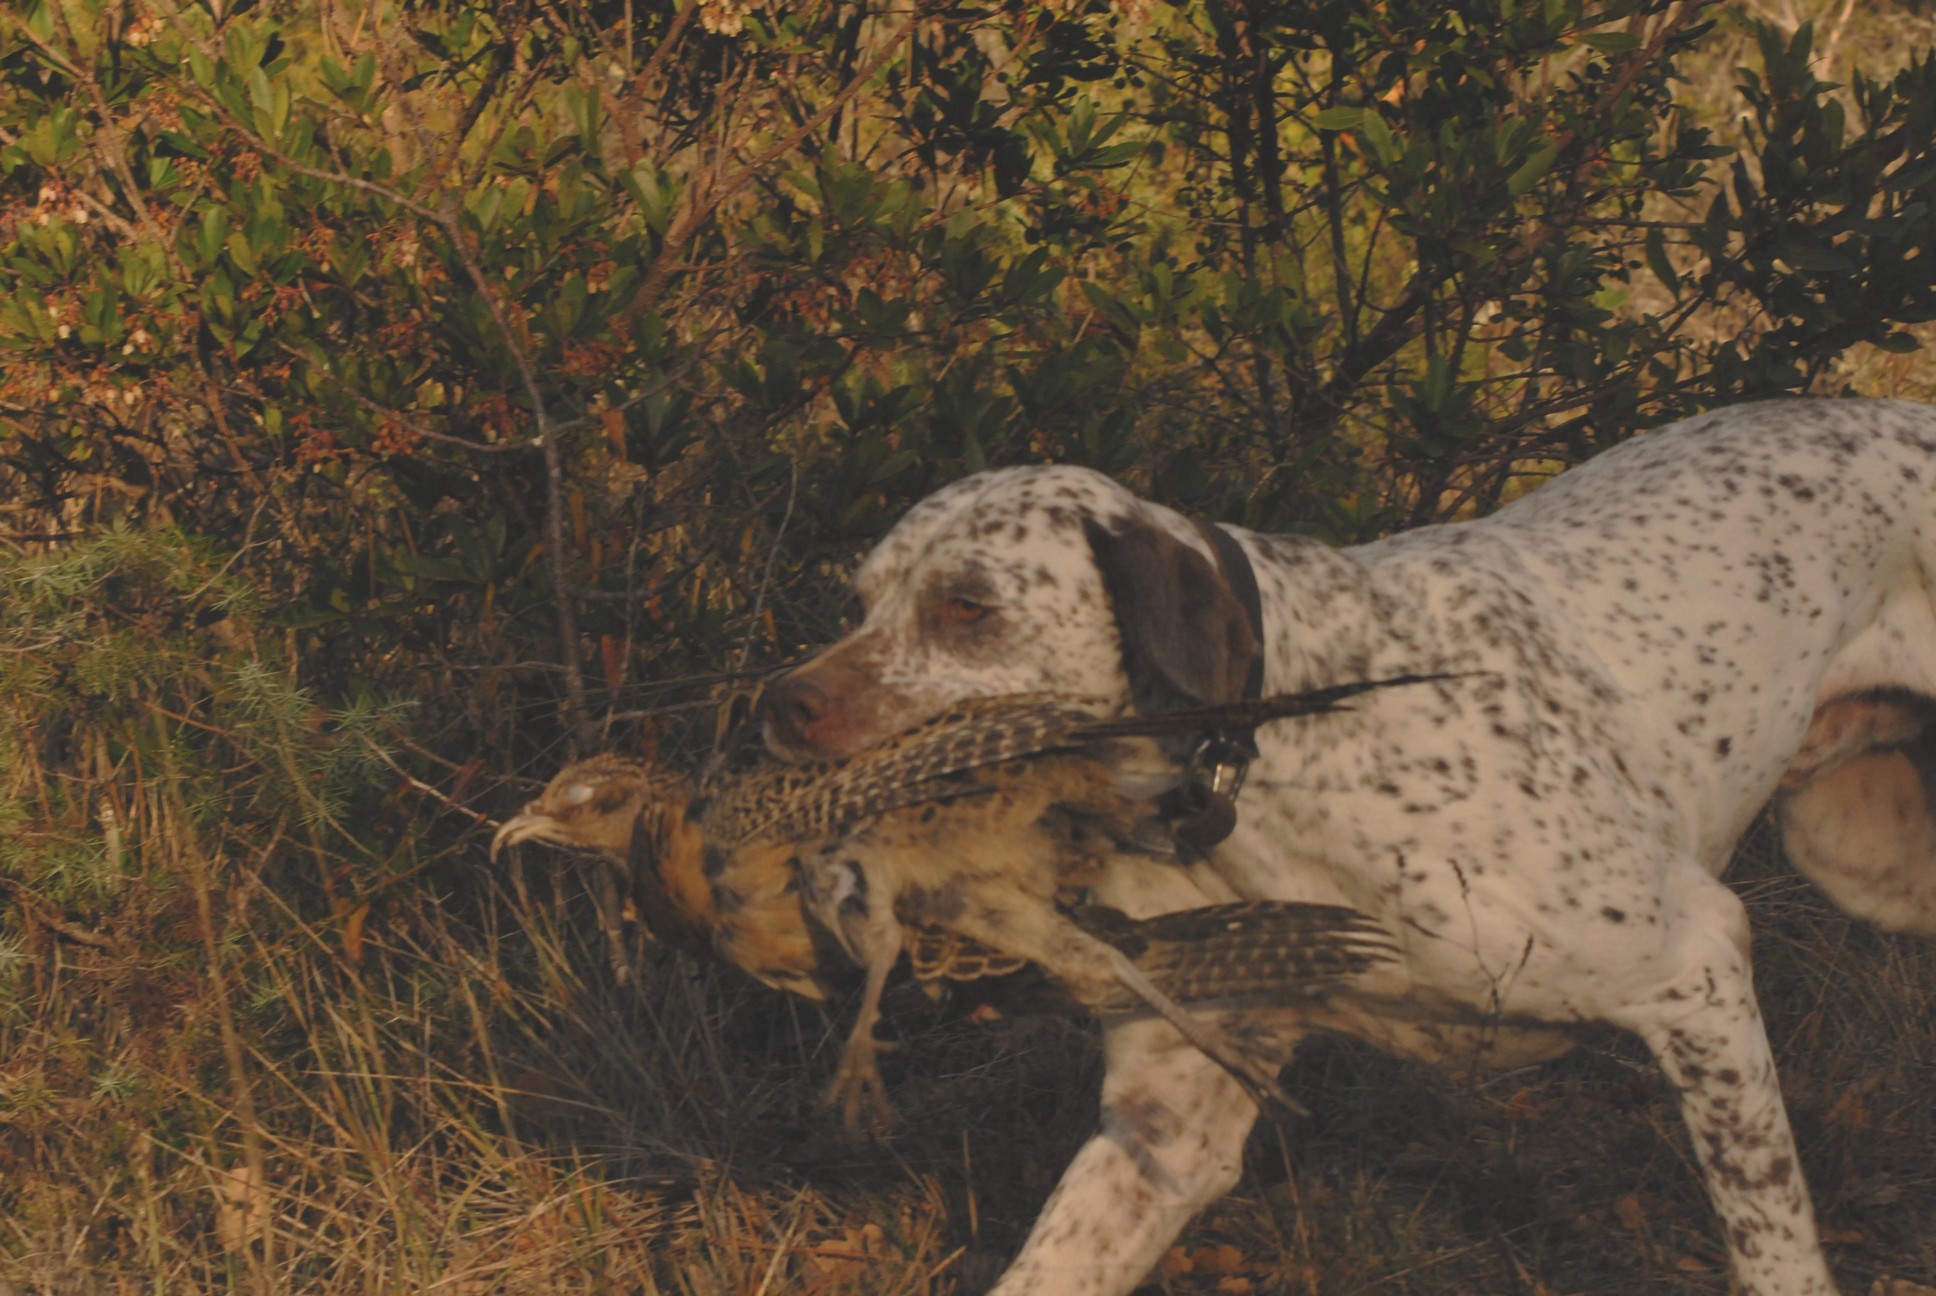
[1165,520,1267,849]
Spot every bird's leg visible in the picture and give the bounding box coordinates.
[595,864,635,985]
[825,933,899,1134]
[801,851,906,1133]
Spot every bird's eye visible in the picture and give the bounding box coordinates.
[565,783,595,805]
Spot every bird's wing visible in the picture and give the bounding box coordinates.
[906,923,1031,983]
[697,694,1117,845]
[698,675,1458,851]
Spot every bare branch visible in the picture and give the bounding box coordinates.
[628,3,933,320]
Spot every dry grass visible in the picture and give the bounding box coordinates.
[2,805,1933,1296]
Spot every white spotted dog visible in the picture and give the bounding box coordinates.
[760,398,1936,1296]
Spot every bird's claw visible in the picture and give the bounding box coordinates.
[825,1035,896,1136]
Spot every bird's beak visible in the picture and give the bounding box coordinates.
[490,807,552,860]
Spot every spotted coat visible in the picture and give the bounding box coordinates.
[761,398,1936,1296]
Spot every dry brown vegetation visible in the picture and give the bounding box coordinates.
[6,801,1933,1294]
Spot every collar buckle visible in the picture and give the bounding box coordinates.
[1162,731,1255,850]
[1188,733,1252,801]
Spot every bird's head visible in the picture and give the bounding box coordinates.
[490,754,675,858]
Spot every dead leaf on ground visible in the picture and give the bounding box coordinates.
[1828,1088,1873,1132]
[1613,1193,1647,1232]
[213,1162,269,1253]
[1194,1243,1246,1276]
[1501,1086,1549,1120]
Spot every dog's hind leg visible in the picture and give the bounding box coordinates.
[1781,713,1936,935]
[1613,875,1835,1296]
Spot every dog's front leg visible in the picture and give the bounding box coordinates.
[987,1015,1273,1296]
[1616,879,1837,1296]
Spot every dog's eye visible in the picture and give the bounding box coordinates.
[942,595,991,626]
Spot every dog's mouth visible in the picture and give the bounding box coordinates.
[758,667,914,761]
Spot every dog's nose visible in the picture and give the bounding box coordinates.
[760,673,832,748]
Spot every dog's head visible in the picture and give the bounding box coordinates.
[761,465,1257,760]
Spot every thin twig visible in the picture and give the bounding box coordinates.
[153,705,276,1295]
[619,0,701,157]
[732,461,798,673]
[361,737,498,830]
[0,877,116,948]
[628,2,934,320]
[420,186,595,750]
[168,11,596,751]
[269,342,540,454]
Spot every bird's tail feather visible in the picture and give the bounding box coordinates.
[1070,674,1459,742]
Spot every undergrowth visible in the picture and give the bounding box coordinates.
[0,531,1931,1296]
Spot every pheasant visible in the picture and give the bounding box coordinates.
[493,680,1435,1125]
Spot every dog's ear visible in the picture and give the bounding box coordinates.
[1082,514,1256,713]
